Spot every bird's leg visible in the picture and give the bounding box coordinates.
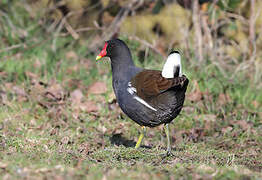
[135,126,146,149]
[164,124,172,156]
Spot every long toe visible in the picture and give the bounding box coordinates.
[166,149,173,157]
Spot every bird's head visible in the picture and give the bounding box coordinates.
[96,39,131,61]
[96,41,108,60]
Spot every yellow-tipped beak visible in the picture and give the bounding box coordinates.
[96,56,102,60]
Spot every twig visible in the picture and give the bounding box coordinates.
[202,13,213,50]
[59,27,103,37]
[1,36,52,60]
[0,9,25,38]
[209,0,219,9]
[52,17,65,51]
[231,60,253,80]
[0,44,25,53]
[192,0,203,62]
[225,12,248,25]
[129,36,166,57]
[102,3,131,40]
[88,0,141,51]
[46,3,101,40]
[64,20,79,40]
[249,0,257,61]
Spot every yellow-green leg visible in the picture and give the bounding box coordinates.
[135,126,146,149]
[164,124,171,156]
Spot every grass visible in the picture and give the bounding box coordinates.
[0,2,262,180]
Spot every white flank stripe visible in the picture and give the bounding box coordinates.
[127,87,135,95]
[133,96,157,111]
[127,82,157,112]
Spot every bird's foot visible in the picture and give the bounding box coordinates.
[135,126,146,149]
[159,149,174,159]
[166,149,174,157]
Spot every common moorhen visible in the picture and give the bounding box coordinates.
[96,39,189,155]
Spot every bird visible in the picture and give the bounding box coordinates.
[96,39,189,155]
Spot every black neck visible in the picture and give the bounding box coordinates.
[110,55,135,80]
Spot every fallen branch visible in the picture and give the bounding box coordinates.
[129,36,166,58]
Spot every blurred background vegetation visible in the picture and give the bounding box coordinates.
[1,0,262,84]
[0,0,262,179]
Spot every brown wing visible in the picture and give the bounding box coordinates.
[131,70,187,99]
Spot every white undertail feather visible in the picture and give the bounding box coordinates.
[161,52,182,78]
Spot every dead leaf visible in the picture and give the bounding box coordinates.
[191,128,205,142]
[66,51,78,59]
[71,89,84,104]
[4,83,13,90]
[29,80,46,102]
[45,82,65,101]
[88,82,107,94]
[35,167,51,173]
[66,79,84,89]
[12,86,27,97]
[97,125,107,134]
[174,130,183,144]
[95,95,106,103]
[187,80,202,102]
[61,136,70,144]
[0,91,8,104]
[0,162,7,169]
[202,91,213,102]
[80,101,99,112]
[197,164,214,172]
[218,93,231,106]
[66,65,79,74]
[25,71,38,79]
[82,59,92,70]
[33,59,42,69]
[251,100,260,109]
[235,120,251,131]
[78,143,90,154]
[0,71,7,77]
[202,114,216,130]
[182,106,195,114]
[222,126,233,134]
[202,114,216,121]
